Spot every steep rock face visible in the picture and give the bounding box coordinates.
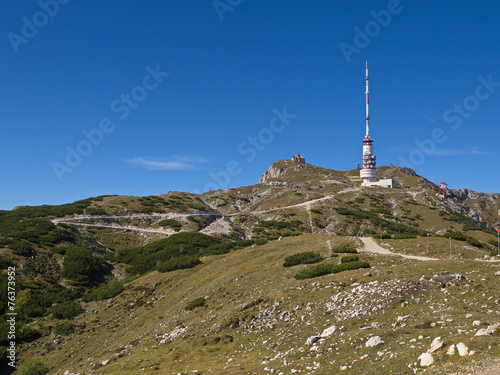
[400,167,418,177]
[259,160,312,183]
[451,188,500,202]
[259,165,287,183]
[259,160,347,185]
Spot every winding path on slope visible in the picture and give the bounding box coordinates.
[358,236,439,261]
[51,212,221,236]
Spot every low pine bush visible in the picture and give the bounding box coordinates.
[17,358,49,375]
[443,231,467,241]
[158,219,182,231]
[185,297,206,311]
[332,246,358,254]
[283,252,322,267]
[465,236,483,248]
[294,261,370,280]
[54,321,75,335]
[83,282,124,302]
[340,255,360,264]
[9,241,34,256]
[392,234,417,239]
[49,301,82,319]
[157,256,201,273]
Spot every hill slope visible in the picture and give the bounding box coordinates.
[1,161,499,375]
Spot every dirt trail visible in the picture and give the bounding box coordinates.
[51,212,220,236]
[358,237,439,261]
[55,221,176,235]
[229,186,363,217]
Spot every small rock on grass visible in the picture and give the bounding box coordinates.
[366,336,384,347]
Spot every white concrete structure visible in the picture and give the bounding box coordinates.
[362,179,395,188]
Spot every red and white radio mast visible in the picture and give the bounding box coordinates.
[437,181,448,198]
[360,61,377,185]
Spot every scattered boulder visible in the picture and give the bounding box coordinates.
[305,336,321,346]
[474,323,500,336]
[418,352,434,367]
[435,272,467,285]
[447,344,456,355]
[429,337,443,353]
[365,336,384,347]
[456,342,469,357]
[320,325,337,337]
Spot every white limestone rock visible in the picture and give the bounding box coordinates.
[321,325,338,337]
[474,323,500,336]
[447,344,456,355]
[366,336,384,347]
[456,342,469,357]
[305,336,321,346]
[418,352,434,367]
[429,337,443,353]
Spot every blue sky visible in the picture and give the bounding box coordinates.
[1,0,499,210]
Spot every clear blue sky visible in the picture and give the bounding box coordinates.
[1,0,499,210]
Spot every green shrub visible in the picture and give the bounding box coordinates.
[490,249,499,256]
[158,219,182,231]
[487,239,498,246]
[373,233,391,239]
[62,247,102,282]
[443,231,467,241]
[392,234,417,239]
[294,263,334,279]
[18,325,40,342]
[233,239,255,248]
[332,246,358,254]
[9,241,34,256]
[83,282,124,302]
[254,239,268,245]
[17,358,49,375]
[157,256,201,273]
[185,297,206,311]
[294,261,370,280]
[310,209,322,214]
[49,301,82,319]
[465,236,483,248]
[340,255,360,263]
[54,321,75,335]
[85,207,107,215]
[117,232,237,276]
[0,257,14,269]
[284,252,322,267]
[259,220,303,230]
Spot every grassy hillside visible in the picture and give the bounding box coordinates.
[1,161,499,374]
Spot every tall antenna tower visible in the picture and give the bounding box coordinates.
[360,61,377,185]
